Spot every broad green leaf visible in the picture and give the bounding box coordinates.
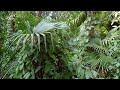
[116,69,119,73]
[22,69,25,75]
[79,69,85,78]
[114,76,119,79]
[22,54,27,61]
[85,70,93,79]
[116,63,120,67]
[19,63,24,71]
[91,70,98,78]
[18,57,22,64]
[31,68,35,79]
[9,74,14,79]
[50,54,58,61]
[35,66,41,73]
[45,62,51,74]
[15,67,19,74]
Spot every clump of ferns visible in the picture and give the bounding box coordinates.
[83,28,120,78]
[86,25,120,57]
[68,25,120,78]
[75,49,116,78]
[67,27,117,78]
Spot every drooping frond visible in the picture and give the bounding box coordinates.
[85,43,108,54]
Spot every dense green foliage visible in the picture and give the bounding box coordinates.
[1,11,120,79]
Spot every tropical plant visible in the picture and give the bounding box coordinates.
[1,11,120,79]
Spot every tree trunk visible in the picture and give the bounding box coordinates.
[87,11,95,38]
[8,11,16,32]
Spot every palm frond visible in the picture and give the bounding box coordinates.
[35,33,41,51]
[31,34,34,50]
[44,32,54,51]
[16,34,26,49]
[33,19,69,33]
[85,43,108,54]
[40,33,47,53]
[21,34,30,52]
[7,34,22,50]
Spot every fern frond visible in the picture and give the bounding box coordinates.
[98,54,115,69]
[86,43,117,59]
[69,12,87,28]
[101,36,116,46]
[86,44,108,54]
